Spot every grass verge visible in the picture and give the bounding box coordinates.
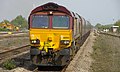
[91,34,120,72]
[3,59,16,70]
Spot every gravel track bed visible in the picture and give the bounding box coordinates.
[0,53,34,72]
[0,37,29,53]
[0,33,29,40]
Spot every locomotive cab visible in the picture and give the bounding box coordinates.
[30,12,72,52]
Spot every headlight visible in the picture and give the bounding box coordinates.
[33,40,36,43]
[60,40,70,45]
[31,39,40,44]
[31,41,34,43]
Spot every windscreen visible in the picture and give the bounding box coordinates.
[52,15,69,29]
[32,15,49,28]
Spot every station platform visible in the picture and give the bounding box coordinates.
[66,32,96,72]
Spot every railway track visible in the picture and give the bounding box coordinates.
[0,34,29,39]
[0,31,28,35]
[0,33,29,40]
[0,31,29,39]
[33,66,67,72]
[0,45,30,64]
[100,32,120,38]
[32,52,72,72]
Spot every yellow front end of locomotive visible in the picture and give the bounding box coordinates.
[30,29,72,52]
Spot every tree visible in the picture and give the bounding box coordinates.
[114,20,120,27]
[95,23,114,31]
[114,20,120,32]
[95,23,102,29]
[101,24,113,29]
[0,20,10,24]
[11,15,28,29]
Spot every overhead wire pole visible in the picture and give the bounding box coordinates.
[33,4,36,9]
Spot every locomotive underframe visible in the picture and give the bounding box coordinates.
[30,46,73,66]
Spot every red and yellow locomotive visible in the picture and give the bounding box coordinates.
[28,2,91,66]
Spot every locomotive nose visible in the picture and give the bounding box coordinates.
[30,29,72,53]
[48,37,52,41]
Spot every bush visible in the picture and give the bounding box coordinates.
[0,28,9,31]
[3,59,16,70]
[118,27,120,33]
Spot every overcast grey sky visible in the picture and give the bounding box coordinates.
[0,0,120,25]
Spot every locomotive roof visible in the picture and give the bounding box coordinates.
[30,2,72,16]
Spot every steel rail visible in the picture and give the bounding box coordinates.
[0,31,28,35]
[0,45,30,64]
[0,35,29,40]
[100,32,120,38]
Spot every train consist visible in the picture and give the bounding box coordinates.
[28,2,91,66]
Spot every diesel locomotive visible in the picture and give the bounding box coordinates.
[28,2,91,66]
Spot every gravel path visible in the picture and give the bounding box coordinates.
[0,37,29,53]
[66,32,96,72]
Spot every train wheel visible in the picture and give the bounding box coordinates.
[70,41,76,59]
[31,55,38,65]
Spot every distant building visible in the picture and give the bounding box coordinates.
[0,23,15,30]
[111,26,119,32]
[0,22,19,31]
[103,29,109,32]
